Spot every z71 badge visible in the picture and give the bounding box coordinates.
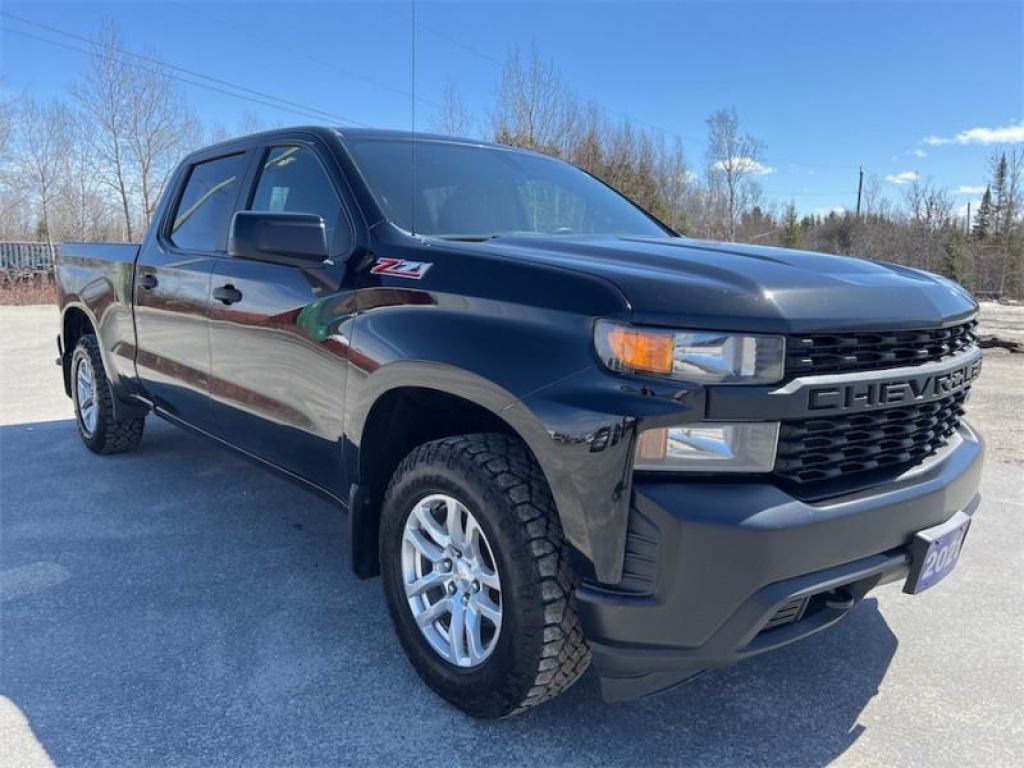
[370,257,432,280]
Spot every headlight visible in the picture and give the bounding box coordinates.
[595,320,785,384]
[634,422,779,472]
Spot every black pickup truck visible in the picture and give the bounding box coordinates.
[55,127,983,717]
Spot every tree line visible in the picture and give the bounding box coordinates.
[465,48,1023,298]
[1,31,1021,298]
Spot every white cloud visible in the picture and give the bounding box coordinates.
[955,185,986,195]
[711,156,775,175]
[885,170,919,185]
[912,148,928,158]
[955,200,981,219]
[924,120,1024,146]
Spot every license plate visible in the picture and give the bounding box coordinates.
[903,511,972,594]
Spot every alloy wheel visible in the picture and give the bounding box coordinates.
[401,493,503,667]
[75,356,98,436]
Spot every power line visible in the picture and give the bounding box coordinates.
[382,6,865,173]
[1,12,370,127]
[166,0,443,113]
[2,26,348,125]
[4,9,870,176]
[776,190,857,198]
[381,4,705,144]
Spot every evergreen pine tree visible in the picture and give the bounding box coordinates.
[781,201,802,248]
[991,153,1008,235]
[973,186,993,239]
[938,229,971,287]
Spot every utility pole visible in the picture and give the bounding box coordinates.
[966,201,971,235]
[855,166,864,217]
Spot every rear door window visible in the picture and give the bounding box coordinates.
[170,153,248,252]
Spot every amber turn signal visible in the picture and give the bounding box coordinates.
[598,323,674,375]
[594,320,786,384]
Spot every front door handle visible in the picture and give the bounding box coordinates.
[213,284,243,305]
[138,274,158,290]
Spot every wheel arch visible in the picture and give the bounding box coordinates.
[60,301,147,421]
[60,303,97,396]
[346,368,558,579]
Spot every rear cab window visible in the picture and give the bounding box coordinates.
[170,153,249,252]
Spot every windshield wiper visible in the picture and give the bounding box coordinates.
[433,234,501,242]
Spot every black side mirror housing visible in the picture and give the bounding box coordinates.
[228,211,329,266]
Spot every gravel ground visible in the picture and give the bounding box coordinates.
[977,300,1024,345]
[973,301,1024,466]
[1,304,1022,767]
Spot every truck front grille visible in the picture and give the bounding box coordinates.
[774,390,968,484]
[785,319,977,376]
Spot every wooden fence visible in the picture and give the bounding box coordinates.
[0,242,57,271]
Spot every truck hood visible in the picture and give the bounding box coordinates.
[476,235,977,333]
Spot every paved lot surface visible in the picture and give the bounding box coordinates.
[1,304,1022,767]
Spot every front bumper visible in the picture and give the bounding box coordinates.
[575,423,984,702]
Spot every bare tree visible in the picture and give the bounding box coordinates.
[237,111,266,137]
[991,149,1022,236]
[0,89,12,155]
[904,178,954,230]
[652,136,692,232]
[126,59,199,227]
[71,23,137,241]
[17,98,72,247]
[986,149,1023,294]
[0,87,23,238]
[208,112,266,144]
[861,174,883,216]
[434,81,473,137]
[899,179,955,272]
[492,46,575,153]
[704,108,766,240]
[56,108,115,241]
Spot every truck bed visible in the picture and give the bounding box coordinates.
[55,242,141,396]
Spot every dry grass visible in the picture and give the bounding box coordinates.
[0,271,57,305]
[0,283,57,306]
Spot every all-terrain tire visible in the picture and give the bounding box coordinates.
[70,334,145,454]
[380,433,591,718]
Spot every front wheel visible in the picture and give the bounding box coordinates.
[70,335,145,454]
[380,434,590,718]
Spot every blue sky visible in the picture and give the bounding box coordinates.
[2,0,1022,217]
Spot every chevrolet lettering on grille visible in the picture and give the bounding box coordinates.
[807,357,982,413]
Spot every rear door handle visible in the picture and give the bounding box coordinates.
[213,284,243,305]
[138,274,158,290]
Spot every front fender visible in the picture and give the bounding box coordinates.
[347,354,706,583]
[512,366,704,582]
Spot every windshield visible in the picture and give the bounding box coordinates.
[344,137,669,239]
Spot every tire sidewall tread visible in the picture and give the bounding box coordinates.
[380,433,590,719]
[71,335,145,455]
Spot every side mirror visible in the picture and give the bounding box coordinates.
[228,211,328,266]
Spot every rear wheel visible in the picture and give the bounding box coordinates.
[71,335,145,454]
[380,433,590,718]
